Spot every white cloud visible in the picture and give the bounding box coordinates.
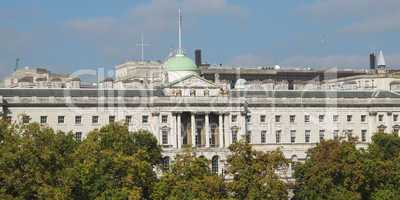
[302,0,400,33]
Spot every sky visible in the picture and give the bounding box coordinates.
[1,0,400,79]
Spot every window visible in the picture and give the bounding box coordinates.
[361,130,367,142]
[162,130,168,145]
[232,130,238,143]
[333,130,339,140]
[162,157,170,170]
[245,131,251,143]
[58,116,65,124]
[125,115,132,124]
[347,129,353,140]
[142,115,149,123]
[304,115,310,123]
[319,130,325,141]
[92,116,99,124]
[75,132,82,141]
[211,156,219,174]
[75,116,82,125]
[276,130,281,144]
[203,89,210,96]
[347,115,352,122]
[394,114,399,122]
[275,115,281,123]
[231,115,237,123]
[290,115,296,123]
[40,116,47,124]
[260,115,266,123]
[261,131,267,143]
[361,115,367,122]
[333,115,339,122]
[190,89,196,96]
[162,115,168,123]
[22,115,30,124]
[290,130,296,143]
[378,114,384,122]
[319,115,325,123]
[305,130,311,143]
[109,115,115,123]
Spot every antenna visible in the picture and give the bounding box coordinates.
[177,8,183,55]
[15,58,20,71]
[136,33,149,62]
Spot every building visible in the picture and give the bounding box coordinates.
[1,12,400,176]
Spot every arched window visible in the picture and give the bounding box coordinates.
[162,156,170,170]
[211,155,219,174]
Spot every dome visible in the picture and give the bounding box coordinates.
[164,53,198,72]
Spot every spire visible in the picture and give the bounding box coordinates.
[177,8,183,55]
[376,50,386,67]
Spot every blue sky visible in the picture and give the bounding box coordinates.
[1,0,400,78]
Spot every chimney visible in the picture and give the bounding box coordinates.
[369,53,376,70]
[195,49,202,67]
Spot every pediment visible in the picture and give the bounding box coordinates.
[166,74,219,89]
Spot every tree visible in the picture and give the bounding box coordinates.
[152,149,229,200]
[227,141,289,200]
[293,139,365,200]
[361,133,400,200]
[69,123,161,200]
[0,121,79,199]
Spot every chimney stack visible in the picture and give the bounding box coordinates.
[369,53,376,70]
[195,49,202,67]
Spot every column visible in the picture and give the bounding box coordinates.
[177,113,182,149]
[171,113,176,148]
[219,113,224,148]
[240,114,246,139]
[205,113,210,147]
[191,113,196,147]
[224,113,231,147]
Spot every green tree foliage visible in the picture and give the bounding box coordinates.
[226,141,289,200]
[293,139,365,200]
[152,149,229,200]
[362,133,400,199]
[69,123,161,200]
[0,121,79,199]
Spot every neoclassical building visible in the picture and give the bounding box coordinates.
[1,11,400,175]
[2,48,400,176]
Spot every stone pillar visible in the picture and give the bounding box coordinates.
[205,113,210,147]
[171,113,176,148]
[191,113,196,147]
[177,113,182,149]
[224,113,231,147]
[219,113,224,148]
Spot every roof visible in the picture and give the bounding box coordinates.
[376,50,386,67]
[230,90,400,98]
[0,89,163,97]
[163,73,219,88]
[164,53,198,72]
